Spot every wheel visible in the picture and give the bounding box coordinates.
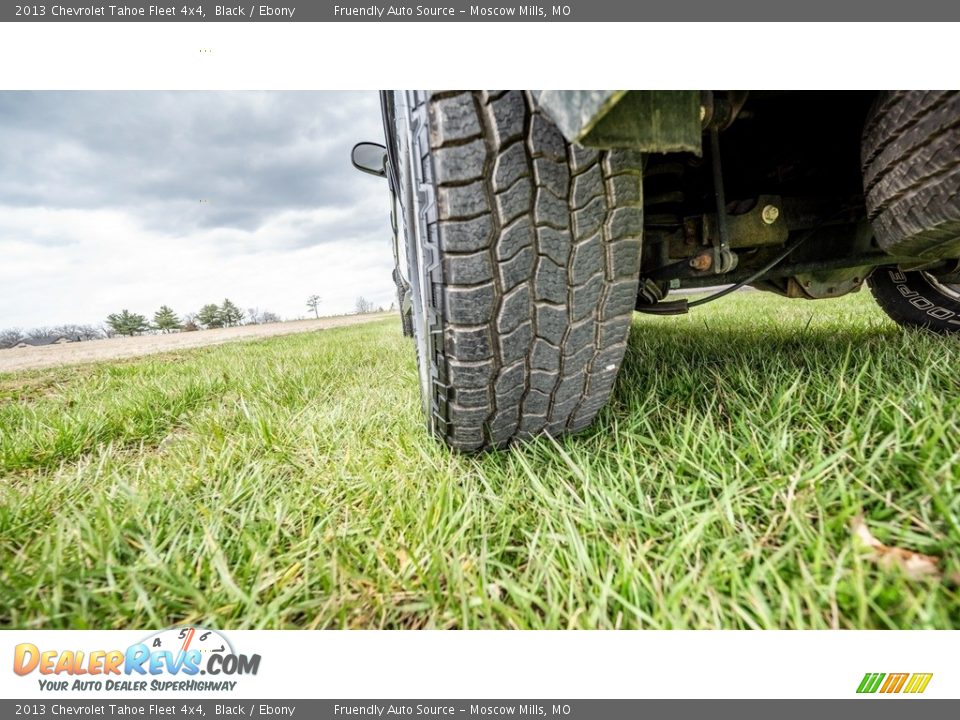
[868,267,960,333]
[386,91,643,451]
[861,91,960,258]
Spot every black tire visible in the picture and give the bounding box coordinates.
[861,91,960,258]
[868,267,960,333]
[388,91,643,451]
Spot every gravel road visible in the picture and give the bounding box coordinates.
[0,313,394,373]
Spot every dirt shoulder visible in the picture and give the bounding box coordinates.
[0,313,395,373]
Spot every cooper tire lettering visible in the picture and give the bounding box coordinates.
[869,267,960,334]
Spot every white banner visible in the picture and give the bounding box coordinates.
[1,630,955,700]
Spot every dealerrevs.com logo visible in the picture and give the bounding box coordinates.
[13,627,261,693]
[857,673,933,695]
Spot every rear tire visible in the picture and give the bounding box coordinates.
[861,91,960,258]
[868,267,960,333]
[388,91,643,451]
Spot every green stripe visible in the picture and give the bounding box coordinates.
[856,673,885,693]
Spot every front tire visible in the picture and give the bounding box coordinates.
[389,91,643,451]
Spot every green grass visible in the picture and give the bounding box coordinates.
[1,290,959,629]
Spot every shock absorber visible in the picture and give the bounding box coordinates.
[637,159,687,307]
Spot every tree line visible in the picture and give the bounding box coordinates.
[1,294,389,349]
[104,299,276,336]
[0,299,281,347]
[0,324,104,349]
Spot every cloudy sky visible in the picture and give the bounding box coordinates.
[0,91,393,329]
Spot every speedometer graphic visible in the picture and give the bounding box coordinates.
[140,627,234,659]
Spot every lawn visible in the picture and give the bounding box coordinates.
[1,290,958,629]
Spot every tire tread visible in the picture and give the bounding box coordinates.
[862,91,960,258]
[414,91,641,450]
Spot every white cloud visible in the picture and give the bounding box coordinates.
[0,91,398,328]
[0,203,396,327]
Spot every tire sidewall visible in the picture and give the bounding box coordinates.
[870,267,960,332]
[390,91,443,433]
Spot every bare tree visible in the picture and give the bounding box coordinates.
[26,327,56,341]
[306,294,322,319]
[30,324,103,342]
[0,327,25,349]
[246,307,281,325]
[70,325,103,341]
[355,296,376,314]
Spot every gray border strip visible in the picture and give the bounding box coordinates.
[3,699,958,719]
[4,1,960,21]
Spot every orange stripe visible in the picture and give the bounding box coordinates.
[881,673,907,693]
[181,627,196,653]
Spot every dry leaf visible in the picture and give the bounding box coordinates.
[394,549,411,572]
[485,582,503,600]
[851,515,943,581]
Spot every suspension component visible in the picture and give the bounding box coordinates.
[708,127,738,274]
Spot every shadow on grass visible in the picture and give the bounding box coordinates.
[612,319,926,408]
